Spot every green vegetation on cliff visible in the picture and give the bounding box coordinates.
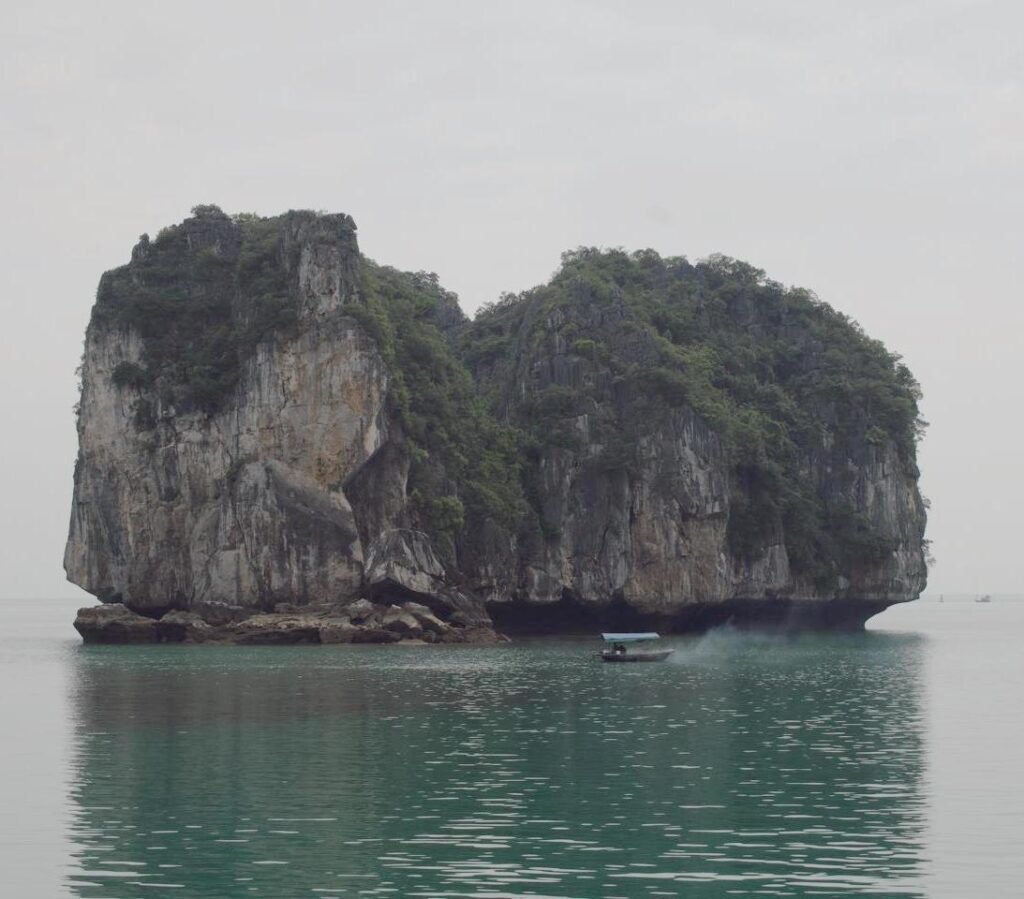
[93,205,305,413]
[352,262,527,564]
[88,208,924,592]
[466,248,925,587]
[90,206,528,570]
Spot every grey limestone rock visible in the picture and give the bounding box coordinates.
[341,598,377,623]
[154,610,213,643]
[365,529,447,597]
[74,604,158,644]
[381,605,422,635]
[65,211,386,614]
[365,529,491,627]
[66,209,927,641]
[318,620,357,644]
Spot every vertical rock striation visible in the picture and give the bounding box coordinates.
[66,210,390,613]
[463,251,927,630]
[67,209,927,638]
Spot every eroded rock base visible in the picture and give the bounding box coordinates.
[74,600,504,646]
[488,596,894,635]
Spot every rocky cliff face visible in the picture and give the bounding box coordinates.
[461,251,928,631]
[67,211,391,613]
[67,209,927,639]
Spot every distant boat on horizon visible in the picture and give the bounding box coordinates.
[976,594,993,603]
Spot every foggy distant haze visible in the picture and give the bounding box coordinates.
[2,0,1020,599]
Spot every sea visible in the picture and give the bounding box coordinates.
[0,595,1020,899]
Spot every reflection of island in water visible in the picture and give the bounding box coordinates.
[67,634,929,897]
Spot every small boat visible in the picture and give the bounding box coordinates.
[976,594,992,603]
[599,632,673,663]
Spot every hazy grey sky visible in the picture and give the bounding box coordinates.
[2,0,1020,598]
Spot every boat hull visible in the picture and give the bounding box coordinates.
[600,649,674,663]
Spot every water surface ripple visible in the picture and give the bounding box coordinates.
[65,628,928,897]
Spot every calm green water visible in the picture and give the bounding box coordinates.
[1,598,1022,897]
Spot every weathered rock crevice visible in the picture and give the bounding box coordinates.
[67,207,927,642]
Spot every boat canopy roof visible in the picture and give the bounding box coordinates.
[602,632,660,643]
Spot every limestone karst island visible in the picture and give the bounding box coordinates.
[66,205,928,644]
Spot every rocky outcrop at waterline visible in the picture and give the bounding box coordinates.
[73,598,503,645]
[66,205,927,641]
